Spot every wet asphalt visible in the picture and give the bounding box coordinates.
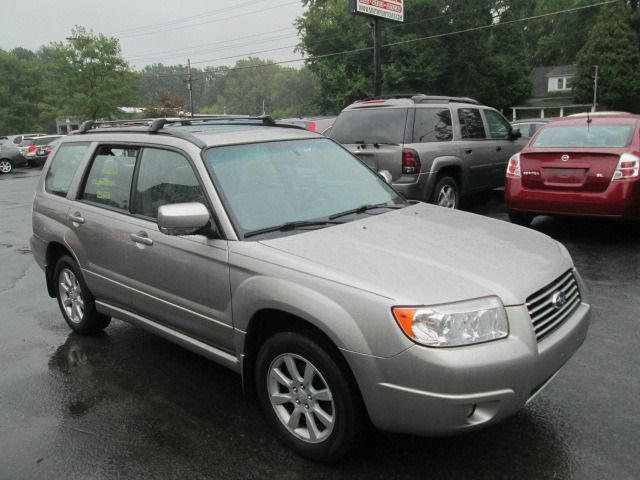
[1,169,639,480]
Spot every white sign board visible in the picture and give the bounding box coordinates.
[352,0,404,22]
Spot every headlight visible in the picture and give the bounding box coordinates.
[392,297,508,347]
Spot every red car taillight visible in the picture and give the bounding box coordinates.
[28,145,38,153]
[402,149,421,174]
[308,121,316,132]
[506,153,521,178]
[612,153,639,180]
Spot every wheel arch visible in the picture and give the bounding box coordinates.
[426,156,465,198]
[45,241,76,297]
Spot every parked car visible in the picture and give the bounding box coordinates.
[2,132,48,147]
[278,116,336,134]
[329,95,525,209]
[0,143,31,174]
[506,112,640,225]
[511,118,553,139]
[32,137,63,167]
[32,116,590,461]
[23,135,63,166]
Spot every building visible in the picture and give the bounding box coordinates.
[510,65,592,120]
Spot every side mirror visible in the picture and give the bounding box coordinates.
[510,127,522,140]
[157,202,210,236]
[378,169,392,184]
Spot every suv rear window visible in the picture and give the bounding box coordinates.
[532,125,635,148]
[458,108,486,139]
[330,108,407,144]
[413,108,452,142]
[45,143,88,197]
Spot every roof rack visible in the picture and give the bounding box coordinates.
[355,94,480,105]
[69,116,304,148]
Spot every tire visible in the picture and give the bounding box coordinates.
[431,175,459,209]
[54,256,111,335]
[509,212,534,227]
[255,331,365,462]
[0,159,13,174]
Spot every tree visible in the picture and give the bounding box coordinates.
[573,3,640,112]
[45,26,136,120]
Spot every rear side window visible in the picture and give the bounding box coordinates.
[458,108,486,139]
[45,143,88,197]
[330,108,407,144]
[413,108,452,142]
[133,148,207,220]
[81,146,138,211]
[484,110,511,139]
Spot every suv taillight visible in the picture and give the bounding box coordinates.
[506,153,521,178]
[28,145,38,152]
[308,121,316,132]
[402,149,421,174]
[612,153,639,180]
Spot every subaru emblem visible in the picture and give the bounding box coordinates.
[551,291,567,309]
[561,154,570,162]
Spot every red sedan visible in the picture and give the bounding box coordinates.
[506,112,640,225]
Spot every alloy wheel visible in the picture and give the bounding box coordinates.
[437,184,457,208]
[267,353,335,443]
[0,160,12,174]
[58,268,84,324]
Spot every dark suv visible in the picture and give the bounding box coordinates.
[330,95,524,208]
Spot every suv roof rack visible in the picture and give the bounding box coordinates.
[354,94,480,106]
[70,116,305,148]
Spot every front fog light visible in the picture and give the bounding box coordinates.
[393,297,508,347]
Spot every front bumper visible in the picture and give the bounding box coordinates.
[506,177,640,220]
[342,302,590,436]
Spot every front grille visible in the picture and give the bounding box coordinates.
[527,270,581,342]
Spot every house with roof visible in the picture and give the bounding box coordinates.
[510,65,592,120]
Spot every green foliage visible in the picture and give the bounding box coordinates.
[44,26,136,120]
[296,0,531,112]
[573,3,640,111]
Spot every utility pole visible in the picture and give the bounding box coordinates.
[186,58,194,117]
[592,65,599,113]
[371,17,382,97]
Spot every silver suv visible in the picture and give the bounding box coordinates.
[31,117,590,461]
[330,95,525,208]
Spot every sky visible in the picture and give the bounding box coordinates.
[0,0,307,70]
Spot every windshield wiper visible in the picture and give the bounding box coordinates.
[328,203,406,220]
[244,220,343,239]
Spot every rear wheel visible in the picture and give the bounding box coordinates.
[0,159,13,174]
[509,212,534,227]
[255,331,365,462]
[431,176,459,209]
[54,256,110,334]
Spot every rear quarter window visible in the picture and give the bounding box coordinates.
[45,143,89,197]
[413,108,453,142]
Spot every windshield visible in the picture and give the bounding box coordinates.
[203,138,405,238]
[533,124,634,148]
[330,108,407,144]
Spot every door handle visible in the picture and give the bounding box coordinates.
[465,149,473,154]
[129,232,153,246]
[496,146,502,152]
[68,213,85,224]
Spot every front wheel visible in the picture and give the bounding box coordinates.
[0,159,13,174]
[255,332,365,462]
[54,256,111,335]
[431,175,460,209]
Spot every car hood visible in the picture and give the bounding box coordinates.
[258,203,571,306]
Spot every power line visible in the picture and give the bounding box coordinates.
[125,27,296,61]
[137,0,618,77]
[110,0,272,36]
[117,0,300,39]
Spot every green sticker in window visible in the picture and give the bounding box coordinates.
[97,190,111,200]
[91,178,116,187]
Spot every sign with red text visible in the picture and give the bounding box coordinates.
[349,0,403,22]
